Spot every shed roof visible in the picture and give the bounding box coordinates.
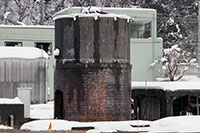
[0,97,23,104]
[132,80,200,91]
[0,47,48,59]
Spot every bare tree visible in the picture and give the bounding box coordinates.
[161,45,195,81]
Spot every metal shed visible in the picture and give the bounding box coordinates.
[0,47,48,103]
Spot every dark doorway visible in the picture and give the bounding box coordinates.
[55,90,63,119]
[173,95,198,116]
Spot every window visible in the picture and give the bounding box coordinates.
[130,22,152,38]
[35,42,52,55]
[4,41,23,46]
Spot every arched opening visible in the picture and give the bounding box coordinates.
[55,90,63,119]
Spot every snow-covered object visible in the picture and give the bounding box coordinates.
[0,125,13,130]
[20,119,151,132]
[53,13,131,23]
[0,47,48,59]
[4,12,25,25]
[150,116,200,132]
[54,48,60,56]
[164,44,180,54]
[4,12,11,19]
[0,97,23,104]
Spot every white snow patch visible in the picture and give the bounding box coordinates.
[0,97,23,104]
[20,116,200,132]
[54,48,60,56]
[20,120,151,132]
[132,76,200,91]
[30,101,54,119]
[0,125,13,130]
[0,47,49,59]
[150,116,200,132]
[168,17,174,25]
[0,25,54,29]
[53,13,131,22]
[4,12,11,19]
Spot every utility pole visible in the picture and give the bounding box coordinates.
[198,2,200,78]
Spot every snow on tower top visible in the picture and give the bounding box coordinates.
[0,47,49,59]
[53,7,132,22]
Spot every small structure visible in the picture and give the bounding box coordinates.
[17,87,32,118]
[0,97,24,127]
[0,47,48,103]
[54,13,132,121]
[132,81,200,120]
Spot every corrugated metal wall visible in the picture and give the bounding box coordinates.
[0,58,47,103]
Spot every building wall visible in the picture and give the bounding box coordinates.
[131,38,162,81]
[0,58,47,103]
[0,26,54,100]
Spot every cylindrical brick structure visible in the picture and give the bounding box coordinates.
[54,14,131,121]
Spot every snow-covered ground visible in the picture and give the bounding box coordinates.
[20,119,151,132]
[150,116,200,132]
[0,125,13,130]
[20,116,200,132]
[30,101,54,119]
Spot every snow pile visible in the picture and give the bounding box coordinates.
[20,120,151,132]
[30,101,53,119]
[150,116,200,132]
[0,97,23,104]
[20,116,200,132]
[0,47,48,59]
[0,125,13,130]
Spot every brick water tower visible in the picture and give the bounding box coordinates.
[54,13,132,121]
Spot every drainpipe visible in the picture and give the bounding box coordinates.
[198,2,200,78]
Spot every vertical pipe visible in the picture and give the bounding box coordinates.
[9,115,14,128]
[198,2,200,78]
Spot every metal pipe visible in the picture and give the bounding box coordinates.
[198,2,200,77]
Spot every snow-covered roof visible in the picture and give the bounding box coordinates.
[0,25,54,29]
[132,80,200,91]
[53,6,156,17]
[0,97,23,104]
[53,13,131,22]
[0,47,49,59]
